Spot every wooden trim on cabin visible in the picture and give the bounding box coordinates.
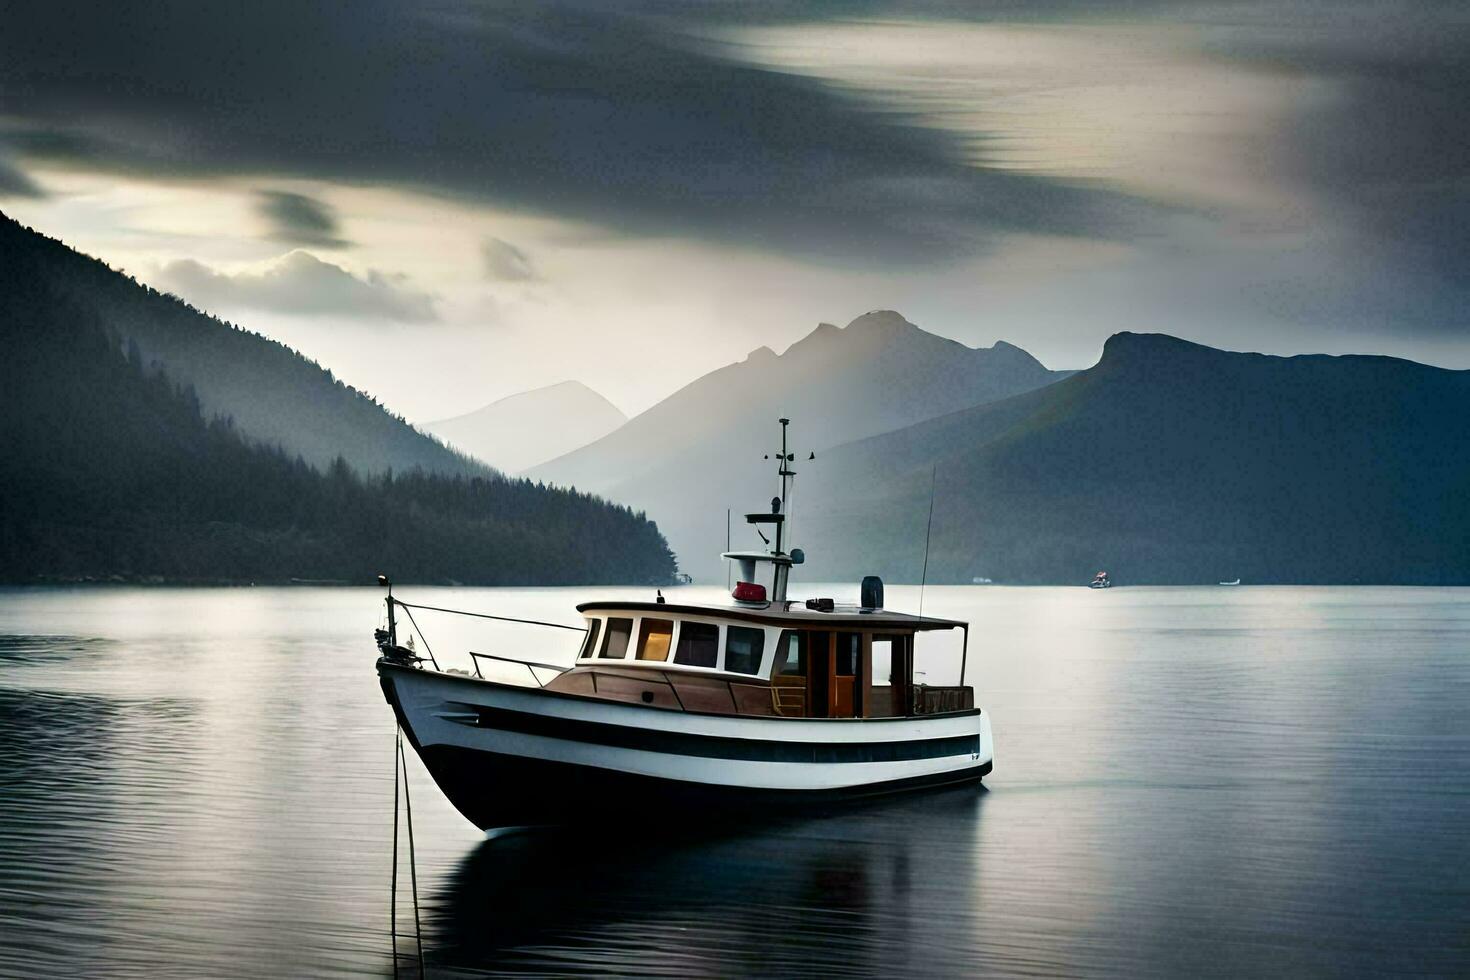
[861,632,875,718]
[381,657,980,723]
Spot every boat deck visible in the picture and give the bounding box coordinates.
[544,663,974,719]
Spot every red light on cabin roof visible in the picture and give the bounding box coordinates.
[732,581,767,602]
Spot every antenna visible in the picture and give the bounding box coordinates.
[726,420,815,605]
[775,417,793,556]
[918,465,936,617]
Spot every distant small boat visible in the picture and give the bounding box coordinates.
[1089,571,1112,589]
[971,577,993,585]
[1219,579,1241,586]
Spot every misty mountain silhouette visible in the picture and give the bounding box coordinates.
[796,332,1470,584]
[427,381,628,474]
[0,213,474,476]
[529,310,1068,578]
[0,213,674,585]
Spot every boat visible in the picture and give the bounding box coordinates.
[374,419,994,832]
[1219,579,1241,586]
[1089,570,1112,589]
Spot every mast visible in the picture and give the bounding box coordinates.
[723,418,810,605]
[380,574,396,645]
[775,417,793,557]
[773,418,792,599]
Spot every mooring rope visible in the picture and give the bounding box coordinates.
[391,728,400,975]
[391,726,427,978]
[402,734,426,977]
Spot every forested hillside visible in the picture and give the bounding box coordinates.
[798,333,1470,584]
[0,216,675,585]
[0,213,476,476]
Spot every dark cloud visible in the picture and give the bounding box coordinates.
[0,155,42,198]
[0,0,1150,265]
[482,237,537,281]
[155,252,437,322]
[256,190,349,248]
[1,0,1466,333]
[1194,6,1470,331]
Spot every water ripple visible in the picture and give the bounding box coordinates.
[0,585,1466,977]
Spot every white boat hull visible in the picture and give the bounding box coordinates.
[379,662,993,830]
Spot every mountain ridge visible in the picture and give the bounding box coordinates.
[0,212,476,477]
[530,310,1069,576]
[793,331,1470,584]
[426,380,628,474]
[0,214,675,585]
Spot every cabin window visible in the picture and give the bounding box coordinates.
[636,618,674,661]
[835,632,860,677]
[871,635,894,685]
[578,620,601,659]
[673,621,719,668]
[599,617,632,659]
[775,630,806,677]
[724,626,764,675]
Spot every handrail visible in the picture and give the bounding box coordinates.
[468,651,570,674]
[468,651,570,688]
[770,684,805,717]
[391,598,587,633]
[396,603,441,671]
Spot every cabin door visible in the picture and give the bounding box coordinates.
[806,631,831,718]
[830,632,860,718]
[802,631,860,718]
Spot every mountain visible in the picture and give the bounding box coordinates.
[426,381,627,474]
[529,310,1069,578]
[0,213,475,476]
[793,332,1470,585]
[0,213,675,585]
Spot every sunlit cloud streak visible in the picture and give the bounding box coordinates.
[155,252,438,322]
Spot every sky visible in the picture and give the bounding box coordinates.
[3,0,1468,421]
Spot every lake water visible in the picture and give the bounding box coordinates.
[0,584,1466,977]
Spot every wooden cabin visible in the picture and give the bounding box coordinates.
[543,601,974,719]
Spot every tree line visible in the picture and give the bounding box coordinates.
[0,216,677,585]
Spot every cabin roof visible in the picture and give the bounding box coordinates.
[574,600,966,631]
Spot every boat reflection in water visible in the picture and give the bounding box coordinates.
[428,784,986,977]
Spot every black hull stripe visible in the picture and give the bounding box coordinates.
[419,745,992,830]
[465,704,980,764]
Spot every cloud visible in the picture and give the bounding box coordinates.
[256,190,349,248]
[0,154,42,198]
[0,0,1151,266]
[482,236,537,281]
[155,251,437,322]
[2,0,1466,335]
[1180,4,1470,331]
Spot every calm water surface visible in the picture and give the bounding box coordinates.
[0,585,1467,977]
